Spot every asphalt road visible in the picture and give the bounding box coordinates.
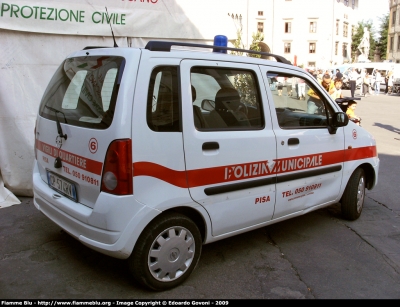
[1,89,400,299]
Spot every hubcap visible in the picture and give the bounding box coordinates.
[148,226,195,282]
[357,176,365,213]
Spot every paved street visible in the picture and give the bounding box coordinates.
[1,89,400,299]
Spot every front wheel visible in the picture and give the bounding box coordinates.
[128,213,202,291]
[341,168,366,220]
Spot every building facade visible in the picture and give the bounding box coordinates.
[388,0,400,62]
[232,0,360,68]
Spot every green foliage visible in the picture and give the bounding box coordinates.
[248,32,264,58]
[233,73,257,106]
[231,30,244,56]
[377,13,389,60]
[230,30,264,58]
[230,31,265,105]
[351,21,376,61]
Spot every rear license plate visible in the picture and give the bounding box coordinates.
[46,171,78,202]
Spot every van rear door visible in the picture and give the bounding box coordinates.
[35,50,139,208]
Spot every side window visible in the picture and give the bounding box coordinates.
[191,67,264,130]
[147,66,180,132]
[268,72,334,128]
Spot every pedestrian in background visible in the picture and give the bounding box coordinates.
[374,69,382,95]
[335,69,341,79]
[307,74,334,114]
[348,67,358,97]
[384,72,389,94]
[277,76,284,96]
[359,68,366,96]
[346,101,361,126]
[288,76,297,97]
[310,69,317,79]
[317,69,323,83]
[386,70,394,95]
[335,72,343,82]
[384,68,393,94]
[362,72,371,97]
[297,77,306,100]
[320,74,335,95]
[330,78,344,100]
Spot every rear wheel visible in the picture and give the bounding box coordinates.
[341,168,365,220]
[128,212,202,291]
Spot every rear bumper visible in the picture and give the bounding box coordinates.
[32,162,161,259]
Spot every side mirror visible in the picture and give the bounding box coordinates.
[334,112,349,127]
[201,99,215,112]
[328,112,349,134]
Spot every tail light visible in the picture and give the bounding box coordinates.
[101,139,133,195]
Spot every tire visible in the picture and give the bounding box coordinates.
[341,168,365,221]
[128,212,202,291]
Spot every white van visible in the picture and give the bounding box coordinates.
[33,39,379,291]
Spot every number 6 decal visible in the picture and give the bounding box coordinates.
[89,138,98,154]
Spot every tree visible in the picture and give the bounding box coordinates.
[248,31,264,58]
[230,31,265,106]
[377,13,389,60]
[351,21,376,62]
[231,30,244,56]
[231,30,264,58]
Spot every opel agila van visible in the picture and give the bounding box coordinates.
[33,38,379,291]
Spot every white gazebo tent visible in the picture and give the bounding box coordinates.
[0,0,238,207]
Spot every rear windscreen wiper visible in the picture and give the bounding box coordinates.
[45,106,68,140]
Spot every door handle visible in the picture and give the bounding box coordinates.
[288,138,299,145]
[202,142,219,150]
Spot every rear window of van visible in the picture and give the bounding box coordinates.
[39,56,125,129]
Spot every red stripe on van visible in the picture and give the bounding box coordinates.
[133,162,188,188]
[36,140,103,175]
[132,145,377,188]
[344,145,377,161]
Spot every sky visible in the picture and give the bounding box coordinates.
[357,0,390,37]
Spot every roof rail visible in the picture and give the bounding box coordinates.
[82,46,109,50]
[144,41,291,65]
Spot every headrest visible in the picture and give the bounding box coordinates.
[191,85,196,102]
[215,88,241,111]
